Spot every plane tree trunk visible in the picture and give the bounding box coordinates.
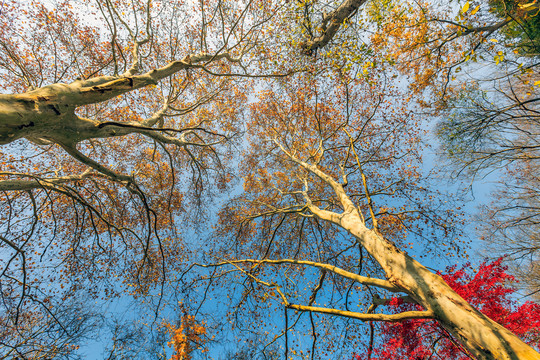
[0,52,236,146]
[292,151,540,360]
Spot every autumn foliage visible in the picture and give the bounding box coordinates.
[353,259,540,359]
[164,315,207,360]
[0,0,539,358]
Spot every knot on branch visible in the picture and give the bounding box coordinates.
[299,41,316,56]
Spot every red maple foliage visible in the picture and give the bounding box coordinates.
[352,259,540,359]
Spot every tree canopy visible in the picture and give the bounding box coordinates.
[0,0,539,359]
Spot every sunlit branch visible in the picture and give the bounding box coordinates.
[197,258,402,292]
[272,138,359,217]
[286,304,434,322]
[0,51,245,147]
[372,295,418,307]
[0,170,93,191]
[214,259,291,305]
[345,129,378,230]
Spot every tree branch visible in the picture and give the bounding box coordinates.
[287,304,434,322]
[197,258,403,292]
[0,170,93,191]
[301,0,368,55]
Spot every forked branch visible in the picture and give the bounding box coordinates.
[300,0,368,55]
[196,258,403,292]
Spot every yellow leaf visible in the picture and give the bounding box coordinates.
[462,1,470,13]
[470,5,480,15]
[489,38,498,43]
[519,1,537,9]
[534,80,540,86]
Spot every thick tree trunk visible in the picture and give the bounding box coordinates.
[0,52,236,146]
[305,202,539,360]
[292,156,540,360]
[338,212,539,360]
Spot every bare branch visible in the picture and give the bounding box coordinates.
[196,258,403,292]
[0,170,94,191]
[287,304,434,322]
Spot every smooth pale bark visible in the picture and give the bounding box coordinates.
[0,52,236,146]
[288,152,540,360]
[325,209,539,360]
[0,171,93,191]
[204,258,402,292]
[287,304,433,322]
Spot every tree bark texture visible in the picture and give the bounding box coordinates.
[295,155,540,360]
